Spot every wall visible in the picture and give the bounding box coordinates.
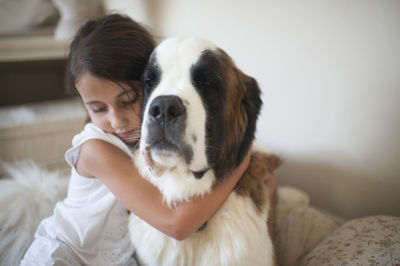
[106,0,400,219]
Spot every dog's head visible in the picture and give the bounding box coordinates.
[140,37,262,181]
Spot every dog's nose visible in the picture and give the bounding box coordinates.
[149,95,186,124]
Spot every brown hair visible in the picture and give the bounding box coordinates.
[65,13,155,96]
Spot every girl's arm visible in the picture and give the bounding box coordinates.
[76,139,250,241]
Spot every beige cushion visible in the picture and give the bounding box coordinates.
[275,187,339,266]
[300,215,400,266]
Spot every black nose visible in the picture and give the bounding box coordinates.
[149,95,186,124]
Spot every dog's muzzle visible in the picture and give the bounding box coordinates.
[144,95,193,164]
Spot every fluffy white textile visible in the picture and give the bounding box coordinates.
[0,161,68,266]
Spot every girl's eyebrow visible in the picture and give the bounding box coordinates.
[85,100,102,105]
[116,89,135,99]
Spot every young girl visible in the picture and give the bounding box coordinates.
[20,14,255,266]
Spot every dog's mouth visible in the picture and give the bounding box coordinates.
[143,145,209,179]
[143,147,154,167]
[142,136,210,179]
[142,147,167,177]
[144,136,193,165]
[140,139,182,177]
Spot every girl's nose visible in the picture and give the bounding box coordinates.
[109,109,128,130]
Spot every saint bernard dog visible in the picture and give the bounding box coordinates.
[129,37,280,266]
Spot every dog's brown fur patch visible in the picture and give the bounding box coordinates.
[235,152,281,265]
[214,48,251,176]
[235,152,280,213]
[268,183,277,242]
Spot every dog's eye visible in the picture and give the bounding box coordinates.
[192,169,208,179]
[199,73,222,90]
[202,81,212,87]
[144,78,155,88]
[197,79,215,90]
[142,62,161,93]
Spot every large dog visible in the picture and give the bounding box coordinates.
[129,37,280,266]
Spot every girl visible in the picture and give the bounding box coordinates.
[20,14,255,266]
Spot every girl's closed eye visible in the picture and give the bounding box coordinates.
[121,97,137,106]
[90,104,107,113]
[93,107,107,113]
[119,90,139,107]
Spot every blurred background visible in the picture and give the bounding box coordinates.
[1,0,399,220]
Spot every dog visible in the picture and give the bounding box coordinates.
[129,37,280,266]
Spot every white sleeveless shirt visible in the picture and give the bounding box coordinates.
[20,123,138,266]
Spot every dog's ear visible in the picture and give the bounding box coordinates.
[236,75,263,166]
[212,48,263,176]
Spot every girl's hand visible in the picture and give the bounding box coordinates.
[224,148,252,185]
[264,171,277,202]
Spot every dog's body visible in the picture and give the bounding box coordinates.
[129,37,279,266]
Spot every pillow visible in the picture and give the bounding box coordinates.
[274,187,339,266]
[300,215,400,266]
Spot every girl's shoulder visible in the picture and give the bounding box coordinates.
[65,123,133,168]
[74,123,130,150]
[72,123,116,145]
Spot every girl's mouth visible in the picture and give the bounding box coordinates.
[116,130,136,138]
[115,130,139,143]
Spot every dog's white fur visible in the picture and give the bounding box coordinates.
[140,38,213,175]
[129,37,273,266]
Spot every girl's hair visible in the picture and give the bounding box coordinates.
[65,14,156,96]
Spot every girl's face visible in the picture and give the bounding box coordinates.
[76,72,142,144]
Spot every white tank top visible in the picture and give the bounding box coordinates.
[21,123,137,266]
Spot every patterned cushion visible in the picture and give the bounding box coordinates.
[300,215,400,266]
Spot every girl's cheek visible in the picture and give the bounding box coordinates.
[91,117,108,131]
[134,103,142,121]
[132,108,142,125]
